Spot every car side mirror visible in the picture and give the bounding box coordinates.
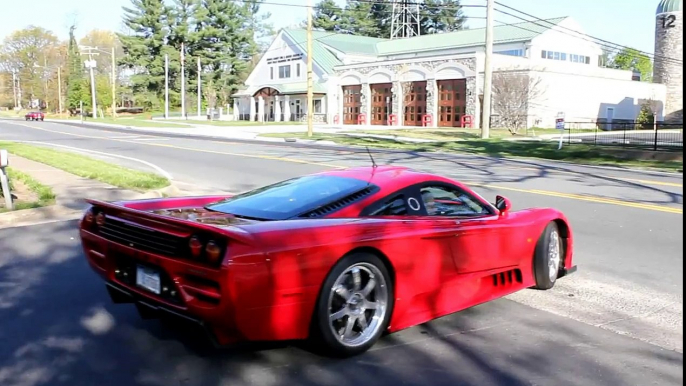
[495,195,511,215]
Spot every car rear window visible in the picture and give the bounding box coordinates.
[205,175,371,220]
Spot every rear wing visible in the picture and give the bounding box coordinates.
[84,198,255,244]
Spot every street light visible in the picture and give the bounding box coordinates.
[79,45,117,119]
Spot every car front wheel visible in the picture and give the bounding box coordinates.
[311,252,394,357]
[533,222,563,290]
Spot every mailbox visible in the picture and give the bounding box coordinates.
[0,149,8,168]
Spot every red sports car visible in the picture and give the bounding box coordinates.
[24,111,44,121]
[79,165,576,356]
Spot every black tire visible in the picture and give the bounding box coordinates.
[532,222,563,290]
[310,252,394,357]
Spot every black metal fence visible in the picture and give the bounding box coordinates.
[561,121,683,151]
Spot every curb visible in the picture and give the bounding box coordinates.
[0,205,83,229]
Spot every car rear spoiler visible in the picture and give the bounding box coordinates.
[84,198,255,244]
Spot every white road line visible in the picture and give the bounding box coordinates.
[14,141,174,180]
[130,137,171,141]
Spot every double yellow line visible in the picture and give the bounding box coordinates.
[467,182,683,215]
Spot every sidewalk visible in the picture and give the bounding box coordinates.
[46,118,422,142]
[0,155,163,228]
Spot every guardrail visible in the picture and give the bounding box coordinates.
[0,149,12,210]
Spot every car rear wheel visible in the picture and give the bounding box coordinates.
[311,252,394,357]
[533,222,563,290]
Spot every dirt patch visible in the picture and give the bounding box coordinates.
[0,178,39,210]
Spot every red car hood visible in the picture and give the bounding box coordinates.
[147,207,260,227]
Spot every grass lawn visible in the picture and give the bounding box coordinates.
[259,132,683,172]
[0,167,56,212]
[0,142,171,191]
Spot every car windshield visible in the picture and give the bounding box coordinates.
[205,175,370,220]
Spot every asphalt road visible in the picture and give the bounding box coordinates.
[0,220,682,386]
[0,119,683,385]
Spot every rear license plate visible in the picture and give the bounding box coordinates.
[136,266,161,295]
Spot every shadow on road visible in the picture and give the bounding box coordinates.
[0,220,682,386]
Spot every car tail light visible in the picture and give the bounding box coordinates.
[84,210,94,224]
[95,212,106,226]
[205,240,222,263]
[189,236,203,258]
[187,235,226,266]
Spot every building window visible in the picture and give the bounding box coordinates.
[278,65,291,79]
[270,67,273,80]
[296,63,301,77]
[314,99,322,113]
[541,50,571,61]
[496,49,524,57]
[570,54,591,64]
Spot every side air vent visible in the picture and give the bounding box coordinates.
[298,187,376,218]
[492,269,523,287]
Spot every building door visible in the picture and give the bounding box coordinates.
[342,85,362,124]
[371,83,392,125]
[606,107,615,131]
[437,79,466,127]
[403,81,427,126]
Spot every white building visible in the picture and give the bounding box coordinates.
[233,16,668,129]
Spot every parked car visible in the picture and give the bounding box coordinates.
[79,165,577,357]
[25,111,44,121]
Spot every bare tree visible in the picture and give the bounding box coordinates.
[491,70,545,134]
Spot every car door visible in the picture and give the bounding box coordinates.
[414,182,512,274]
[360,189,459,279]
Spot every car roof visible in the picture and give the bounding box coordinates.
[317,165,459,194]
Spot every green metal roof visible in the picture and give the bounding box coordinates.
[657,0,682,14]
[282,29,385,73]
[280,17,566,72]
[375,17,567,56]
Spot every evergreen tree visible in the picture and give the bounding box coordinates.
[195,0,256,107]
[312,0,345,32]
[65,24,86,111]
[118,0,169,104]
[421,0,466,34]
[340,0,382,37]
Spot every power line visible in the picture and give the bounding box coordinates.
[492,2,682,65]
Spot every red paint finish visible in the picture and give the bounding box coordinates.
[78,166,576,346]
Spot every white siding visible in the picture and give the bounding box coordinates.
[244,32,327,88]
[529,18,603,69]
[526,70,666,127]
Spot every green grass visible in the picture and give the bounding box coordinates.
[0,142,171,191]
[0,167,56,212]
[259,132,683,172]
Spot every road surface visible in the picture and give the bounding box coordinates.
[0,119,682,386]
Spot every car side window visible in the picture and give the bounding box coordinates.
[368,195,408,216]
[420,185,490,217]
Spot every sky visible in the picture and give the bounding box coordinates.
[0,0,663,55]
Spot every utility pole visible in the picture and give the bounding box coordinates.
[57,66,62,115]
[306,0,314,137]
[197,57,201,118]
[80,46,99,119]
[180,42,186,118]
[164,54,169,119]
[481,0,494,139]
[11,70,17,109]
[111,46,116,119]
